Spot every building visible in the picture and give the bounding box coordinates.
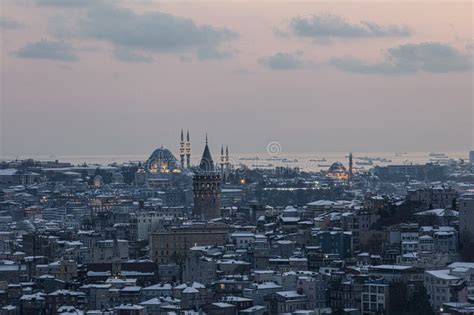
[373,164,446,181]
[424,269,468,311]
[406,185,458,209]
[146,146,180,174]
[149,223,229,264]
[133,211,175,241]
[42,208,67,221]
[183,246,218,284]
[192,136,221,220]
[35,260,78,281]
[459,193,474,245]
[91,239,129,264]
[327,162,349,181]
[296,275,327,309]
[368,265,423,283]
[361,280,389,315]
[264,291,309,314]
[313,230,353,259]
[114,304,146,315]
[447,262,474,298]
[0,169,40,186]
[341,211,381,252]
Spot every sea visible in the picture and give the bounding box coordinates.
[1,151,469,173]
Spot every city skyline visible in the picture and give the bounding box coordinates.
[1,2,474,312]
[1,0,473,156]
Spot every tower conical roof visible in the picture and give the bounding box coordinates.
[199,136,215,172]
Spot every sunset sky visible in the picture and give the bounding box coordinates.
[1,0,473,157]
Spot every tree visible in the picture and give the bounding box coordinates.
[389,281,409,314]
[389,282,435,315]
[451,197,457,210]
[406,286,435,315]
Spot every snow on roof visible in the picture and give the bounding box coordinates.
[0,169,17,176]
[120,286,141,292]
[254,282,282,289]
[426,269,460,280]
[240,305,266,313]
[49,290,85,296]
[20,293,46,300]
[143,283,172,290]
[419,235,433,240]
[182,287,199,294]
[402,252,418,259]
[212,302,234,308]
[307,200,337,206]
[415,209,458,217]
[223,296,253,302]
[370,265,413,271]
[139,298,162,306]
[448,262,474,269]
[218,259,250,265]
[275,291,305,298]
[231,232,255,237]
[280,217,300,223]
[87,271,111,277]
[115,304,144,310]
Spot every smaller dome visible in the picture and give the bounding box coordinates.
[112,172,124,184]
[328,161,346,173]
[146,146,179,174]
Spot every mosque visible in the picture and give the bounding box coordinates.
[146,146,181,174]
[143,130,230,174]
[327,161,349,181]
[141,130,229,220]
[326,153,353,182]
[144,130,190,174]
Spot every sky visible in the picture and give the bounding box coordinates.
[0,0,473,158]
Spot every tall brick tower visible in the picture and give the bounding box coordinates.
[192,135,221,220]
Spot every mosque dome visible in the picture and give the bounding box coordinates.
[146,146,179,174]
[328,161,347,173]
[327,161,348,181]
[93,175,103,187]
[112,172,124,184]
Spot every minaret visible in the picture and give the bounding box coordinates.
[179,129,185,169]
[225,146,230,173]
[111,231,121,277]
[192,135,221,220]
[185,130,191,169]
[348,152,353,182]
[220,145,225,174]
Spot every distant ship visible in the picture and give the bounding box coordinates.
[356,160,373,166]
[310,158,327,162]
[429,152,448,158]
[239,157,260,161]
[252,163,273,167]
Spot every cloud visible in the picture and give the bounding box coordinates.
[28,0,97,8]
[330,42,473,74]
[329,58,401,75]
[232,68,255,75]
[48,2,238,61]
[286,14,411,40]
[0,16,23,30]
[259,52,313,70]
[196,47,233,60]
[113,47,153,63]
[15,39,78,61]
